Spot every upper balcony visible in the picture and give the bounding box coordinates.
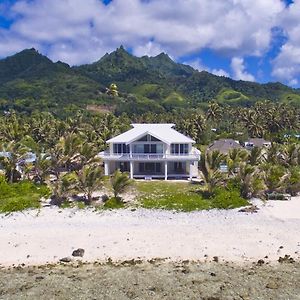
[98,149,200,161]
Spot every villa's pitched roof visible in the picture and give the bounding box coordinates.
[107,123,195,144]
[246,138,271,147]
[207,139,242,154]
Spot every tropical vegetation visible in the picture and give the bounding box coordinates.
[1,46,300,212]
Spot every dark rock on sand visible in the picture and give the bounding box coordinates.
[60,257,72,263]
[278,254,295,263]
[213,256,219,263]
[257,259,265,266]
[72,248,85,257]
[239,205,259,213]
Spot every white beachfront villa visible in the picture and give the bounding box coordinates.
[99,124,200,180]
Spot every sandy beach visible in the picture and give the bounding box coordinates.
[0,197,299,267]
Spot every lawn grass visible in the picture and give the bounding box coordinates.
[0,178,50,213]
[135,181,210,211]
[135,181,249,212]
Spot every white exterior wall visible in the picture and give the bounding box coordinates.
[190,161,199,177]
[101,139,200,179]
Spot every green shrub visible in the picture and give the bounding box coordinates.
[0,195,41,213]
[76,201,86,209]
[210,188,249,209]
[0,177,50,213]
[103,197,125,209]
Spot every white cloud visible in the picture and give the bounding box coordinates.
[211,68,230,77]
[231,57,255,81]
[289,78,298,86]
[184,58,208,72]
[0,0,286,66]
[271,0,300,85]
[133,41,165,57]
[184,58,230,77]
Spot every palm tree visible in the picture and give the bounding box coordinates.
[50,173,77,206]
[75,164,103,204]
[0,111,27,143]
[200,150,226,195]
[205,150,227,171]
[265,143,282,165]
[239,109,265,137]
[248,146,263,166]
[49,133,82,180]
[281,143,300,167]
[284,166,300,196]
[236,163,264,199]
[77,142,101,170]
[227,148,248,175]
[110,170,132,201]
[261,163,287,193]
[206,101,222,122]
[0,141,28,183]
[21,135,51,184]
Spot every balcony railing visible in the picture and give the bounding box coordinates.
[99,151,200,160]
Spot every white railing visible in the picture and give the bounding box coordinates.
[99,151,200,160]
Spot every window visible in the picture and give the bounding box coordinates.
[150,144,156,153]
[137,135,148,141]
[156,144,163,153]
[133,143,162,154]
[113,143,129,154]
[181,144,188,154]
[137,134,161,142]
[150,136,160,142]
[133,144,144,153]
[139,163,161,173]
[171,144,189,155]
[144,144,150,153]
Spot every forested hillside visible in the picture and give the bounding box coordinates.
[0,46,299,116]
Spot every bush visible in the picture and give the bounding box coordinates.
[210,188,249,209]
[103,197,125,209]
[0,177,50,213]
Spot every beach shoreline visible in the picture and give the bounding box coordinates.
[0,197,299,267]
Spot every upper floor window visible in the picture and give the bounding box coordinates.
[171,143,189,154]
[133,143,163,154]
[137,134,161,142]
[113,143,129,154]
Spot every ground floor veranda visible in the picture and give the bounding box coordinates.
[104,160,199,180]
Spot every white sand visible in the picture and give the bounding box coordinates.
[0,198,299,266]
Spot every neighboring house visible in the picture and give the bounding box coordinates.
[99,123,200,180]
[0,151,37,176]
[284,133,300,139]
[244,138,271,150]
[207,139,242,155]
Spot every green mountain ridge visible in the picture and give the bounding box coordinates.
[0,46,299,116]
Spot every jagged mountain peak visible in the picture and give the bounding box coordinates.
[0,47,299,117]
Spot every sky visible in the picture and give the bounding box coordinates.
[0,0,299,87]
